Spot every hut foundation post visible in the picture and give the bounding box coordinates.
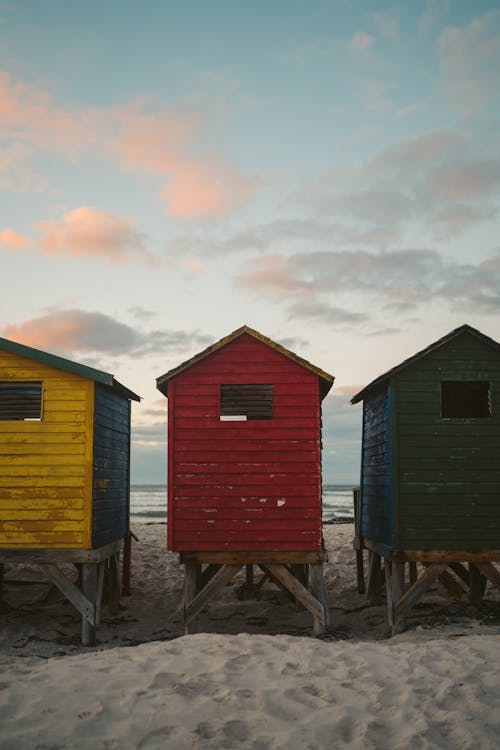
[184,560,201,634]
[0,562,4,601]
[409,562,418,585]
[469,564,487,605]
[81,563,98,646]
[367,550,382,604]
[309,563,329,635]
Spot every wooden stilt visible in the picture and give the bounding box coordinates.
[122,532,132,596]
[245,564,254,592]
[356,550,366,594]
[0,562,3,601]
[436,567,468,601]
[476,562,500,592]
[184,560,201,634]
[409,562,417,585]
[391,561,406,634]
[184,564,241,632]
[391,563,447,634]
[367,550,382,604]
[81,563,98,646]
[469,563,487,605]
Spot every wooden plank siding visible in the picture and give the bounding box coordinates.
[394,335,500,550]
[168,335,323,551]
[0,350,92,548]
[360,387,393,547]
[91,384,131,547]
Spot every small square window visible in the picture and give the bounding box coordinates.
[220,384,273,420]
[0,381,42,420]
[441,381,491,418]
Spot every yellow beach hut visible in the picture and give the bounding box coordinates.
[0,336,140,643]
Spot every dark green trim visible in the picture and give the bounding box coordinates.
[0,336,140,402]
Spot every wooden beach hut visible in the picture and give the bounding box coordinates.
[0,336,140,644]
[351,324,500,632]
[156,325,334,633]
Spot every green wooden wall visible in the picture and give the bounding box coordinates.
[393,332,500,550]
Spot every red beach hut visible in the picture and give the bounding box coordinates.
[156,325,334,633]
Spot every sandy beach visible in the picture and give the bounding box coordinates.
[1,523,499,749]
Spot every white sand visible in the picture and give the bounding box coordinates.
[1,523,499,749]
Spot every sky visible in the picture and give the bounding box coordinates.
[1,0,500,484]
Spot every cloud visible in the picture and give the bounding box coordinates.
[0,71,257,218]
[0,227,29,249]
[34,206,155,266]
[348,32,374,53]
[1,309,213,359]
[284,128,500,238]
[437,10,500,116]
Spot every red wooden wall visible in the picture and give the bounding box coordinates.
[167,333,323,551]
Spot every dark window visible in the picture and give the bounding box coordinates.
[0,381,42,420]
[220,384,273,420]
[441,381,491,418]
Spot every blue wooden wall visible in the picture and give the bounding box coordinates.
[91,384,131,547]
[360,386,393,552]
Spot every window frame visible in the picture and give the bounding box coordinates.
[440,380,492,419]
[219,383,273,421]
[0,381,43,421]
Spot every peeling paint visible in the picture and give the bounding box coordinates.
[259,498,267,503]
[277,499,286,507]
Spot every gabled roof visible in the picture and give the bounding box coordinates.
[156,325,334,399]
[0,336,140,401]
[351,324,500,404]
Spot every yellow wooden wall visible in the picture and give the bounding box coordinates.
[0,350,93,548]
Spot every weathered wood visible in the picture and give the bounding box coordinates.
[437,568,468,600]
[469,563,487,604]
[201,563,222,587]
[122,531,132,596]
[409,561,417,585]
[476,563,500,592]
[81,563,98,646]
[392,549,500,564]
[449,562,469,585]
[0,562,3,600]
[245,564,254,591]
[184,561,201,634]
[393,564,447,632]
[37,562,95,625]
[367,550,382,604]
[184,564,242,629]
[267,564,326,632]
[356,550,366,594]
[385,562,394,627]
[180,549,326,565]
[309,563,329,633]
[0,539,123,565]
[95,561,105,625]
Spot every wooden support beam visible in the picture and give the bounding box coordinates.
[37,563,95,625]
[267,564,327,634]
[309,563,330,633]
[184,564,242,631]
[392,564,447,634]
[245,564,254,591]
[476,563,500,593]
[356,549,366,594]
[366,550,382,604]
[81,563,98,646]
[201,564,222,588]
[436,568,468,601]
[0,562,3,601]
[95,561,105,626]
[469,564,487,605]
[449,563,469,586]
[184,560,202,634]
[180,549,326,565]
[409,562,417,586]
[109,553,121,613]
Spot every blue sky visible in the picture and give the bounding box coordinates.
[1,0,500,483]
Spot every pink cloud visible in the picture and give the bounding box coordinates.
[180,259,205,277]
[0,71,96,156]
[36,206,156,266]
[114,109,257,218]
[0,228,29,249]
[160,158,257,218]
[236,254,307,293]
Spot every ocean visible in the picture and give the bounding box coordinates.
[130,484,355,523]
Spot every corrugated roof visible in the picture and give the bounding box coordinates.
[156,325,334,399]
[351,324,500,404]
[0,336,140,401]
